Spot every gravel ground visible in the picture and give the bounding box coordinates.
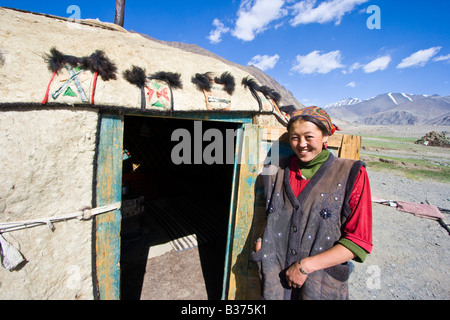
[349,156,450,300]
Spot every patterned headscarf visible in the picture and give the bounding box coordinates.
[287,106,340,136]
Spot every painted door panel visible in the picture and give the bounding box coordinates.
[224,123,261,300]
[95,113,123,300]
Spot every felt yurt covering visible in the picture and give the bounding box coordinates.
[0,7,293,116]
[0,7,293,299]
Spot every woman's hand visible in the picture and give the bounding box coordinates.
[285,245,356,289]
[255,238,262,252]
[285,261,309,289]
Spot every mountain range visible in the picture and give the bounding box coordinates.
[130,32,449,126]
[325,93,450,126]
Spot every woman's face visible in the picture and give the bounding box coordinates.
[289,119,329,163]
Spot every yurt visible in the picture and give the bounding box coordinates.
[0,7,361,300]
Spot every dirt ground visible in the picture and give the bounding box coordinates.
[120,204,227,300]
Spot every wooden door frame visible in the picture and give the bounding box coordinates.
[93,113,124,300]
[93,112,255,300]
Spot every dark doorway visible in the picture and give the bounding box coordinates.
[120,115,238,300]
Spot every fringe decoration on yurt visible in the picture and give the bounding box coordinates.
[149,71,183,90]
[42,47,81,104]
[123,66,147,110]
[191,72,213,92]
[279,105,298,115]
[242,76,263,112]
[259,86,281,106]
[193,72,234,111]
[80,50,117,105]
[214,72,236,95]
[242,76,290,126]
[42,48,117,105]
[259,85,290,126]
[148,71,183,112]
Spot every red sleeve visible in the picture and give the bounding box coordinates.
[342,166,373,253]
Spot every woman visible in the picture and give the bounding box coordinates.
[254,106,373,300]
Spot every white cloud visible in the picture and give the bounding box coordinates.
[217,0,370,42]
[248,54,280,71]
[290,0,369,26]
[208,19,230,44]
[433,54,450,62]
[232,0,287,41]
[397,47,442,69]
[348,62,363,73]
[346,81,357,87]
[292,50,344,74]
[363,55,391,73]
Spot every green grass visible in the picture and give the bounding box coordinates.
[360,135,450,183]
[362,135,418,143]
[361,136,422,151]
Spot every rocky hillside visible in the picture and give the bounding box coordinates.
[325,93,450,125]
[133,32,304,110]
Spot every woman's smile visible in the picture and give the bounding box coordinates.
[289,119,328,163]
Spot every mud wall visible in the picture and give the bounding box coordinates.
[0,107,98,299]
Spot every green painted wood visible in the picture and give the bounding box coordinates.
[222,124,244,299]
[226,124,261,300]
[95,113,123,300]
[143,111,254,124]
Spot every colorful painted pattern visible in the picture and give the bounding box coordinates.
[146,80,171,109]
[50,65,91,103]
[204,83,231,111]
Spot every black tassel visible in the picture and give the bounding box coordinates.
[192,72,213,91]
[44,47,65,73]
[64,54,80,68]
[123,66,147,88]
[149,71,183,89]
[242,76,263,112]
[44,47,80,73]
[241,76,260,92]
[279,105,298,115]
[123,66,147,110]
[81,50,117,81]
[214,72,236,95]
[259,86,281,105]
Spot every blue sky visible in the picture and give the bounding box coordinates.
[3,0,450,107]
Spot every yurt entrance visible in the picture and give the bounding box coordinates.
[120,115,239,300]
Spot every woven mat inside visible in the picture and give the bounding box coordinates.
[144,195,228,252]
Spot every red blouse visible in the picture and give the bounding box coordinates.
[289,157,373,253]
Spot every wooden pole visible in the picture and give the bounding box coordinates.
[114,0,125,27]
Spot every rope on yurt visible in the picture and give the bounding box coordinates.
[0,202,121,234]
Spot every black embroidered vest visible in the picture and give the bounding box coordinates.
[254,153,364,300]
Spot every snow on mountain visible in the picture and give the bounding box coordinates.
[388,93,398,105]
[401,93,413,102]
[325,93,450,125]
[324,98,362,109]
